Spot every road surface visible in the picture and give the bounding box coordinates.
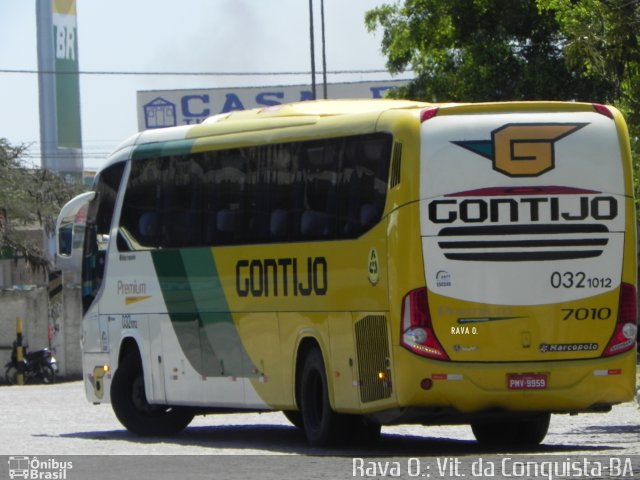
[1,380,639,479]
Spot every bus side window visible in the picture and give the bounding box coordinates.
[201,152,221,245]
[269,144,296,241]
[339,134,392,238]
[115,133,391,251]
[214,153,246,245]
[162,156,204,248]
[299,142,338,239]
[118,158,162,251]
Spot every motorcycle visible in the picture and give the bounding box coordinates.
[5,343,58,385]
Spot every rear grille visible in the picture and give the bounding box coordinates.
[354,315,392,403]
[390,142,402,188]
[437,224,609,262]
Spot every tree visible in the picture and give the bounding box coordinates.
[537,0,640,148]
[536,0,640,206]
[366,0,640,210]
[0,138,83,273]
[365,0,616,103]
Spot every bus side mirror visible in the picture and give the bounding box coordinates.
[55,191,96,271]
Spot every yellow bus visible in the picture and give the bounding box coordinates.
[56,99,637,447]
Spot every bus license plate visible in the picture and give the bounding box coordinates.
[507,373,548,390]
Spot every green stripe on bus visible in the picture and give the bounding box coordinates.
[181,248,229,314]
[151,249,199,316]
[151,248,257,378]
[151,249,204,375]
[132,139,195,161]
[182,248,257,377]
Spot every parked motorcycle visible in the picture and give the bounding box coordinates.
[5,343,58,384]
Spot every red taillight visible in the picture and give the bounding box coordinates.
[420,107,439,123]
[603,283,638,357]
[401,288,449,360]
[593,103,614,119]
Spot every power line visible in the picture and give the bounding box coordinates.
[0,68,394,77]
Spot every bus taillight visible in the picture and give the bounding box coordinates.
[420,107,439,123]
[401,288,449,360]
[593,103,614,119]
[603,283,638,357]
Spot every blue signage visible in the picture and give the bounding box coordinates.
[137,81,409,130]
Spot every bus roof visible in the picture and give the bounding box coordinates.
[103,99,614,172]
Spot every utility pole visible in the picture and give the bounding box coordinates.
[321,0,327,99]
[309,0,317,100]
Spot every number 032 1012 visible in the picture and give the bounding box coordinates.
[550,271,612,289]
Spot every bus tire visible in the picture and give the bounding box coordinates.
[299,348,351,447]
[471,413,550,446]
[350,416,381,447]
[110,353,194,436]
[283,410,304,429]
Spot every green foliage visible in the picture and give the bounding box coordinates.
[0,138,83,272]
[366,0,640,213]
[365,0,616,102]
[537,0,640,183]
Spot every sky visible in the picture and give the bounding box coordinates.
[0,0,409,170]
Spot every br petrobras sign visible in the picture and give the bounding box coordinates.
[136,80,408,131]
[52,0,82,149]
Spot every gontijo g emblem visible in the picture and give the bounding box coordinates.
[453,123,587,177]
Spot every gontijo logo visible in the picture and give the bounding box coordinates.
[453,123,587,177]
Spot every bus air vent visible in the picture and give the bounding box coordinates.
[437,224,609,262]
[355,315,392,403]
[390,143,402,188]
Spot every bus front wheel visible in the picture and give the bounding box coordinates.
[110,353,194,436]
[299,348,352,447]
[471,413,550,446]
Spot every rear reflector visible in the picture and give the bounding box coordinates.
[432,373,463,381]
[593,369,622,376]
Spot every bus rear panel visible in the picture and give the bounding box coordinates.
[392,104,636,421]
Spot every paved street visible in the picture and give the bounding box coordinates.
[0,379,639,479]
[1,380,639,455]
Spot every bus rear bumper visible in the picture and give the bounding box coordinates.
[388,347,637,423]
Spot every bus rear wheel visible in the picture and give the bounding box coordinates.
[299,348,353,447]
[471,413,550,446]
[111,353,194,436]
[282,410,304,429]
[351,416,382,447]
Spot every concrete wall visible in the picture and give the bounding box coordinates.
[0,287,49,371]
[0,224,84,380]
[0,283,83,380]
